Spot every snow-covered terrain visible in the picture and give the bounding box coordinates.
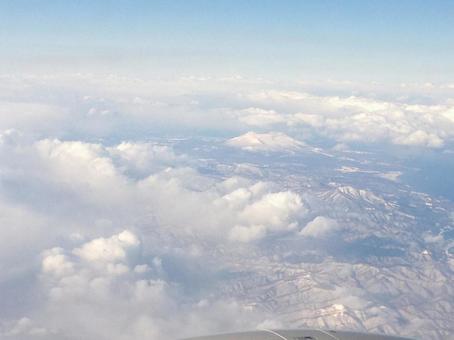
[176,137,454,340]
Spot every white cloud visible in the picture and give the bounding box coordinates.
[0,136,305,248]
[226,131,305,152]
[1,74,453,148]
[138,169,305,242]
[239,191,303,230]
[228,191,304,242]
[392,130,444,148]
[73,230,140,264]
[33,230,272,340]
[108,142,182,177]
[300,216,340,238]
[246,90,454,148]
[443,107,454,123]
[0,317,50,338]
[238,107,286,126]
[42,248,75,278]
[0,101,66,135]
[229,224,267,243]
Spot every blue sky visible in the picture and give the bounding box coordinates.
[1,0,454,81]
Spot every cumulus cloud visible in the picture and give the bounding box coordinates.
[237,107,286,126]
[138,170,305,242]
[30,230,271,340]
[229,191,304,242]
[226,131,305,152]
[72,230,140,264]
[108,142,182,178]
[300,216,340,238]
[392,130,444,148]
[0,132,309,339]
[1,136,305,246]
[245,90,454,148]
[0,317,50,338]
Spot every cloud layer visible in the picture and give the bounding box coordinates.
[0,134,303,338]
[0,73,453,339]
[30,230,270,340]
[1,74,454,148]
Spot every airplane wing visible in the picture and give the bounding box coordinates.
[182,329,414,340]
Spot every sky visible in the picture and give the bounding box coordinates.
[1,0,454,81]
